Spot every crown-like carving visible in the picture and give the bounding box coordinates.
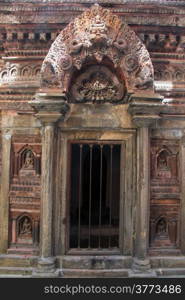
[41,4,154,99]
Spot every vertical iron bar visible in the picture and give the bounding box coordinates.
[78,144,83,248]
[99,144,103,248]
[109,145,113,248]
[88,144,93,248]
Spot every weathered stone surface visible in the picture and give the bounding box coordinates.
[0,1,185,278]
[41,4,154,95]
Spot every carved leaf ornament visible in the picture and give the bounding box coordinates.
[41,4,154,103]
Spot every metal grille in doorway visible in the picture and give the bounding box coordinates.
[69,142,121,250]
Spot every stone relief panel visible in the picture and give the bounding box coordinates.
[70,65,125,103]
[41,4,154,96]
[151,141,179,184]
[150,206,179,249]
[8,136,41,254]
[0,62,41,85]
[17,215,33,244]
[150,139,180,251]
[139,33,185,54]
[154,63,185,82]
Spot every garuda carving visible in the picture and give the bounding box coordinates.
[41,4,154,100]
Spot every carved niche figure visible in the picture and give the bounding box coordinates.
[23,150,34,170]
[156,218,167,235]
[157,150,169,171]
[19,217,32,235]
[151,217,172,248]
[156,149,172,179]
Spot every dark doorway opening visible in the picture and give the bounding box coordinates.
[69,142,121,250]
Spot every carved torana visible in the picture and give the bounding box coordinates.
[41,4,154,98]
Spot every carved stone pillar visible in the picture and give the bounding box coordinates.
[12,218,17,244]
[29,93,69,277]
[180,135,185,254]
[33,219,39,246]
[131,126,156,276]
[0,129,12,253]
[128,92,163,277]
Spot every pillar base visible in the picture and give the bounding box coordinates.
[129,257,157,278]
[32,257,60,278]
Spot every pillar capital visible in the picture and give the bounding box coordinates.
[128,91,163,128]
[29,92,70,126]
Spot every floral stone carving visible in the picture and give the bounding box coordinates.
[41,4,154,98]
[71,66,125,103]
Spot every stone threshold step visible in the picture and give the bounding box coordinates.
[0,254,38,258]
[0,275,32,278]
[150,256,185,268]
[7,249,39,255]
[0,266,33,275]
[61,255,132,269]
[0,255,38,268]
[62,268,129,278]
[156,268,185,276]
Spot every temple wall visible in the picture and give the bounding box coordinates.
[0,1,185,277]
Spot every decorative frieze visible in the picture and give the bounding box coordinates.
[0,62,41,85]
[154,63,185,82]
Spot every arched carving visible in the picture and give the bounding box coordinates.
[11,143,41,177]
[156,147,173,179]
[1,71,8,79]
[41,4,154,99]
[21,149,34,170]
[156,217,167,236]
[10,67,17,77]
[157,149,170,171]
[34,67,41,77]
[15,147,36,173]
[0,63,42,86]
[18,215,32,237]
[150,215,178,248]
[10,213,40,247]
[21,66,31,77]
